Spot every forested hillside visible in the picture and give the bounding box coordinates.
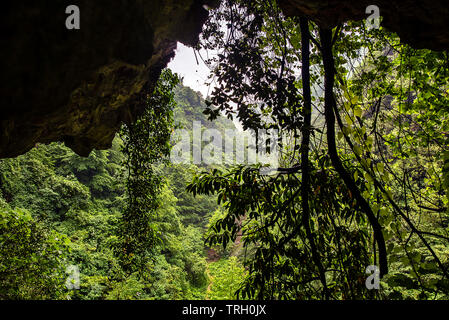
[0,84,246,300]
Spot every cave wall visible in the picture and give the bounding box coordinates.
[278,0,449,51]
[1,0,448,158]
[0,1,215,157]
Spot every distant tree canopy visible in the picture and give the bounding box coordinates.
[188,0,449,299]
[0,207,70,299]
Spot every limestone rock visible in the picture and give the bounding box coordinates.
[0,1,214,157]
[278,0,449,50]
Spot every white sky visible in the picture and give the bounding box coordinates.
[167,42,214,98]
[167,42,243,131]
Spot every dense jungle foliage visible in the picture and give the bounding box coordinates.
[188,0,449,300]
[0,80,245,300]
[1,0,449,300]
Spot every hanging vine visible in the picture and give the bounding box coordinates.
[117,69,180,275]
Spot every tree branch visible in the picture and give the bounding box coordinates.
[319,27,389,277]
[300,18,330,299]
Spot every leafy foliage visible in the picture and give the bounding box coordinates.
[0,75,228,300]
[188,0,449,299]
[206,257,247,300]
[0,207,70,299]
